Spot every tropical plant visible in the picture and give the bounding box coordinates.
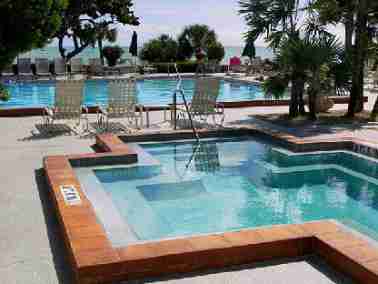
[102,46,124,66]
[313,0,378,116]
[54,0,139,60]
[0,0,66,71]
[304,38,341,119]
[272,36,342,119]
[239,0,309,118]
[177,25,224,62]
[0,84,10,102]
[140,34,179,63]
[311,0,356,55]
[262,75,289,99]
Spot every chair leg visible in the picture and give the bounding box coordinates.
[145,109,149,128]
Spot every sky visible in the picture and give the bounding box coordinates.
[125,0,248,46]
[52,0,345,48]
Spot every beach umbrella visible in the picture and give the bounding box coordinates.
[129,31,138,57]
[242,39,256,60]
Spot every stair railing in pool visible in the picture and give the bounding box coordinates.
[172,63,200,142]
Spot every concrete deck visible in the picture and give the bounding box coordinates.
[1,92,377,283]
[137,257,353,284]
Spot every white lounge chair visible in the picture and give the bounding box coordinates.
[206,60,220,74]
[0,64,15,78]
[70,58,83,74]
[17,58,33,79]
[43,80,88,133]
[373,69,378,90]
[178,78,225,127]
[88,58,104,76]
[54,58,67,76]
[35,58,51,78]
[97,79,145,132]
[140,61,156,74]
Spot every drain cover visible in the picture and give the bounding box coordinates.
[60,185,82,206]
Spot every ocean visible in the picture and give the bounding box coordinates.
[18,46,274,65]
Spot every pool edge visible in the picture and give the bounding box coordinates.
[42,132,378,283]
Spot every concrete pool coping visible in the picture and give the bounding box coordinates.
[43,131,378,283]
[0,96,366,117]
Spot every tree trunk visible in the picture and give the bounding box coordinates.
[98,38,104,66]
[58,34,91,61]
[289,76,305,118]
[58,37,66,59]
[347,0,368,117]
[308,71,321,120]
[289,86,299,118]
[297,77,306,115]
[308,90,317,120]
[371,96,378,120]
[344,8,354,58]
[65,44,90,61]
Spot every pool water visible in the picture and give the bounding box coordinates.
[89,138,378,242]
[0,79,266,108]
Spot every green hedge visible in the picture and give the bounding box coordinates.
[151,61,198,73]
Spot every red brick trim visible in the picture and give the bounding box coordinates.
[43,133,378,284]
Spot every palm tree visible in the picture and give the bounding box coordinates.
[271,36,341,119]
[239,0,308,118]
[305,38,341,119]
[313,0,378,117]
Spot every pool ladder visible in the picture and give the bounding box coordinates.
[172,64,200,142]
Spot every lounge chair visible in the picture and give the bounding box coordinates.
[177,77,225,127]
[373,69,378,89]
[43,80,88,133]
[88,58,105,76]
[193,142,220,173]
[17,58,34,79]
[205,60,220,74]
[140,61,156,74]
[70,58,83,74]
[35,58,51,78]
[97,79,145,132]
[54,58,67,76]
[0,64,15,79]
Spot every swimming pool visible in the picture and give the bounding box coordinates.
[0,79,267,109]
[75,137,378,245]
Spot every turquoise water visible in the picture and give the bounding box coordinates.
[1,79,265,108]
[93,138,378,241]
[18,46,274,65]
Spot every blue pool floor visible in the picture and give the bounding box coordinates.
[1,79,268,108]
[76,138,378,243]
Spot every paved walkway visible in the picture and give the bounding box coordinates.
[0,116,94,283]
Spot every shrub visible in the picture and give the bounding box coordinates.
[207,42,225,62]
[0,84,10,102]
[140,35,178,63]
[151,61,198,73]
[262,75,289,99]
[102,46,124,66]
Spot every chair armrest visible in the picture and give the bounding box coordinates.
[215,102,225,113]
[82,106,89,114]
[99,107,108,116]
[44,107,55,117]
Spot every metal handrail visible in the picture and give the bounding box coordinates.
[172,63,199,141]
